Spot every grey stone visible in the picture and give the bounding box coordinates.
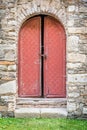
[0,39,2,44]
[83,107,87,114]
[0,72,16,80]
[40,108,67,118]
[8,65,16,71]
[68,92,80,98]
[67,53,86,63]
[68,74,87,83]
[8,21,16,26]
[0,65,7,71]
[67,63,82,69]
[0,50,4,59]
[68,27,87,34]
[0,44,16,50]
[79,6,87,13]
[67,36,79,52]
[15,108,40,118]
[79,44,87,54]
[67,5,75,12]
[8,32,16,36]
[67,20,74,26]
[15,108,67,118]
[0,80,16,95]
[74,110,82,116]
[5,51,16,61]
[67,103,77,112]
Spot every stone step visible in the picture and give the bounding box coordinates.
[15,108,67,118]
[16,98,67,108]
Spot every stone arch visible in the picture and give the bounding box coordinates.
[15,0,67,34]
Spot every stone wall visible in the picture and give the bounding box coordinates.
[66,0,87,118]
[0,0,17,117]
[0,0,87,118]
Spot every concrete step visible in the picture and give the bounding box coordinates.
[16,98,67,108]
[15,108,67,118]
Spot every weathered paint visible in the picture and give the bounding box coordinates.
[44,16,66,97]
[18,16,66,98]
[18,16,41,97]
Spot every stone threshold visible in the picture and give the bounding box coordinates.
[16,98,67,103]
[17,97,67,100]
[16,98,67,108]
[15,108,67,118]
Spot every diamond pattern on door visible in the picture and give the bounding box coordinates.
[18,15,66,98]
[18,17,41,97]
[44,16,66,97]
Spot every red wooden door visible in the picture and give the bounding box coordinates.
[44,16,66,97]
[18,15,66,98]
[18,17,41,97]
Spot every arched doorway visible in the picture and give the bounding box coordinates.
[18,15,66,98]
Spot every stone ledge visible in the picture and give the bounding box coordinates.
[15,108,40,118]
[15,108,67,118]
[0,80,16,95]
[41,108,67,118]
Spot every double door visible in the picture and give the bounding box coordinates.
[18,15,66,98]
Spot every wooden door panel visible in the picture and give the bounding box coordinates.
[18,17,41,97]
[44,16,66,97]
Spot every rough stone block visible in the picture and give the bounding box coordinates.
[8,20,17,26]
[0,50,4,59]
[8,65,16,71]
[68,92,80,98]
[67,20,74,26]
[0,39,2,44]
[8,32,16,36]
[67,63,82,69]
[68,86,78,92]
[0,44,16,51]
[0,106,8,111]
[68,27,87,34]
[67,53,86,63]
[8,102,15,111]
[68,74,87,83]
[79,44,87,54]
[67,103,77,112]
[79,6,87,13]
[67,5,75,12]
[67,36,79,52]
[0,65,7,71]
[5,50,16,61]
[0,72,16,81]
[0,80,16,95]
[83,107,87,114]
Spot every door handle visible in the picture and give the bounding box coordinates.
[39,54,47,59]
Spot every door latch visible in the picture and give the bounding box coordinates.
[39,54,47,59]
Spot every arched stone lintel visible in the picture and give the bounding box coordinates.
[16,2,67,35]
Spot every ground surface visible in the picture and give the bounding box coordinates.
[0,118,87,130]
